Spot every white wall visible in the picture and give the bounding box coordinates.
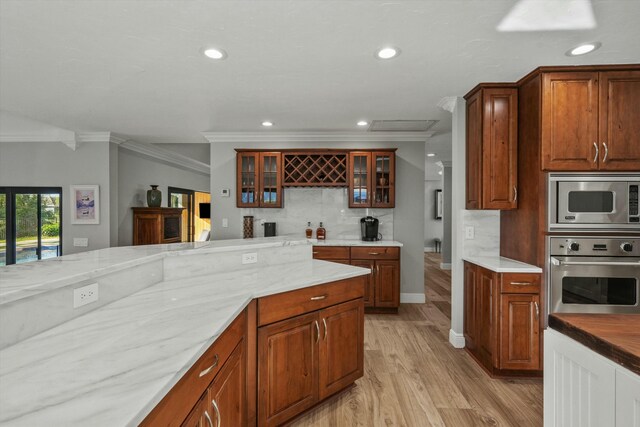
[209,140,425,298]
[424,180,443,250]
[117,148,211,246]
[0,141,113,255]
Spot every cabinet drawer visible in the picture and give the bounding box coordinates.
[257,276,365,327]
[501,273,541,293]
[351,246,399,260]
[141,310,246,427]
[312,246,350,260]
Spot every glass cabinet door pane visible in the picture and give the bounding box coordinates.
[352,155,369,205]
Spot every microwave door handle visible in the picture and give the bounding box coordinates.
[555,260,640,267]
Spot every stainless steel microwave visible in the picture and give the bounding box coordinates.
[548,173,640,231]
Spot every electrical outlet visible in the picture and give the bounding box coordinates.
[73,283,99,308]
[222,218,228,228]
[73,238,88,247]
[242,252,258,264]
[465,226,475,239]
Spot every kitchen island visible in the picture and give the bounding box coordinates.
[0,237,370,426]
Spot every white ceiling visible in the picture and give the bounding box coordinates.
[1,0,639,144]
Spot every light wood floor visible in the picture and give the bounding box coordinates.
[289,253,543,426]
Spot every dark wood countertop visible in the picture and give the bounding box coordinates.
[549,314,640,376]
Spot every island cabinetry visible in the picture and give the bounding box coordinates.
[348,150,396,208]
[311,246,350,265]
[236,151,283,208]
[463,262,541,376]
[132,207,184,245]
[464,84,518,210]
[541,70,640,171]
[256,277,365,426]
[141,309,247,427]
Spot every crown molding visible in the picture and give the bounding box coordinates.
[437,96,458,113]
[0,131,127,150]
[201,131,434,144]
[436,160,452,168]
[119,140,210,175]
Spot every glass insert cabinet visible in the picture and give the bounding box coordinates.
[348,151,396,208]
[236,151,283,208]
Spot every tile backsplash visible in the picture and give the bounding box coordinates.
[462,209,500,257]
[241,188,394,240]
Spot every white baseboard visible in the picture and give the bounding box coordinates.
[400,293,426,304]
[449,329,466,348]
[440,262,451,270]
[424,246,435,252]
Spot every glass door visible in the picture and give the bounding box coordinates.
[372,152,395,208]
[237,153,259,208]
[349,152,371,207]
[0,187,62,266]
[168,187,194,242]
[260,153,282,208]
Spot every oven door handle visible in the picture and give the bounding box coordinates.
[551,257,640,267]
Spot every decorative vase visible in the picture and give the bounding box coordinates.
[147,185,162,207]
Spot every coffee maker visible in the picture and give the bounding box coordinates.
[360,216,381,241]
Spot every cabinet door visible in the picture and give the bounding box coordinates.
[237,152,260,208]
[209,341,246,427]
[466,90,483,209]
[348,152,372,208]
[351,259,375,307]
[541,72,599,171]
[477,267,497,368]
[181,394,208,427]
[598,71,640,171]
[134,214,161,245]
[482,88,518,209]
[371,151,395,208]
[615,368,640,427]
[318,299,364,400]
[463,262,478,351]
[259,152,282,208]
[499,294,540,371]
[258,312,319,427]
[374,260,400,308]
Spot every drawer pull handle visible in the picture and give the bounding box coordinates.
[510,281,533,286]
[322,317,328,340]
[199,354,219,377]
[314,320,320,343]
[534,301,540,319]
[212,399,221,427]
[204,410,214,427]
[310,295,327,301]
[313,251,319,254]
[368,252,380,255]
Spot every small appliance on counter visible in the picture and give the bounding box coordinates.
[263,222,276,237]
[361,216,382,241]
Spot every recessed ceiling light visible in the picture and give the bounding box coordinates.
[375,47,400,60]
[427,153,436,157]
[357,121,368,126]
[438,171,443,175]
[566,42,601,56]
[203,48,227,60]
[262,121,273,127]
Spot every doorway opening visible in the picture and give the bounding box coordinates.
[168,187,211,242]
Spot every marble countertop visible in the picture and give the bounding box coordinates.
[0,237,312,305]
[0,258,369,426]
[463,255,542,273]
[311,239,403,247]
[549,314,640,376]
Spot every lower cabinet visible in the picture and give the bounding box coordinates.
[257,280,365,426]
[463,261,541,376]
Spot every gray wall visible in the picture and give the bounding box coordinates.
[441,165,452,264]
[0,141,113,254]
[424,179,443,250]
[117,148,211,246]
[209,140,425,297]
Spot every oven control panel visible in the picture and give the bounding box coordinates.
[550,237,640,257]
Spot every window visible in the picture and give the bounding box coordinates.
[0,187,62,266]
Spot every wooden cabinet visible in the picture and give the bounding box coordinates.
[463,262,541,376]
[541,70,640,171]
[312,246,350,265]
[236,151,282,208]
[257,278,364,426]
[350,259,375,307]
[132,207,184,245]
[464,85,518,210]
[348,151,396,208]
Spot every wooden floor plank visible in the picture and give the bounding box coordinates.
[288,253,543,426]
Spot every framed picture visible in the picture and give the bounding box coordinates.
[70,185,100,224]
[435,189,443,220]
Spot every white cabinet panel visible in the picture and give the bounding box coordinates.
[616,368,640,427]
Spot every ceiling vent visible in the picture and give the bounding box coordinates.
[368,120,438,132]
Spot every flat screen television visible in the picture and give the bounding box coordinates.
[199,202,211,219]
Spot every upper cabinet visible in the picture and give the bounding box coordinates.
[348,150,396,208]
[236,151,282,208]
[465,85,518,210]
[541,70,640,171]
